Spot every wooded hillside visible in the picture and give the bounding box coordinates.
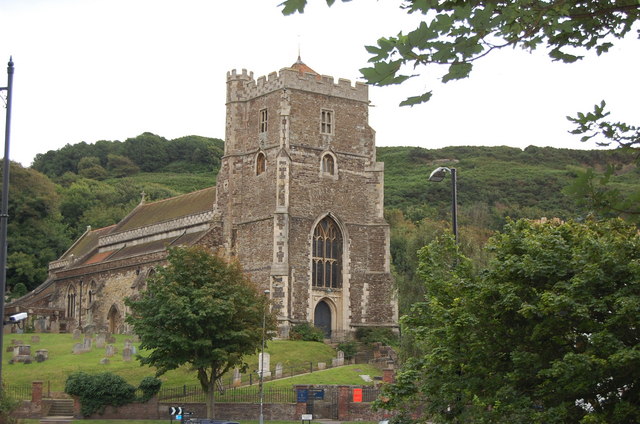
[4,133,637,314]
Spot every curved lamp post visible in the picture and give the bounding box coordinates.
[428,166,458,243]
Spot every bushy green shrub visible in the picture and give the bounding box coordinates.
[137,376,162,402]
[355,327,398,346]
[65,371,136,417]
[0,389,19,424]
[337,341,358,360]
[290,323,325,342]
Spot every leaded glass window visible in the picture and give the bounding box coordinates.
[312,217,342,288]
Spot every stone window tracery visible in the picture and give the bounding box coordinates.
[256,152,266,175]
[321,109,333,134]
[312,216,342,289]
[260,108,268,133]
[322,154,335,175]
[66,284,77,319]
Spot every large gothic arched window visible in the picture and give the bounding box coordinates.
[312,216,342,289]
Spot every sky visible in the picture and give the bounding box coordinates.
[0,0,637,167]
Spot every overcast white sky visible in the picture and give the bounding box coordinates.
[0,0,637,167]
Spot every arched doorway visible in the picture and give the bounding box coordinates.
[314,300,332,338]
[107,305,121,334]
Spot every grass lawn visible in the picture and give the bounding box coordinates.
[3,334,377,393]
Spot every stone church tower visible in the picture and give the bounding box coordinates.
[217,59,396,338]
[8,59,397,340]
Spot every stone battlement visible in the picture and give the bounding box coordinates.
[227,67,368,103]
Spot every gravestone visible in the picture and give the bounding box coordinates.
[12,345,31,362]
[82,337,92,351]
[35,350,48,363]
[34,318,46,333]
[275,362,283,379]
[11,339,23,345]
[105,344,116,357]
[106,335,116,344]
[84,325,96,338]
[72,329,81,339]
[233,368,242,387]
[100,358,110,365]
[258,352,271,378]
[95,333,107,349]
[72,343,85,354]
[122,347,133,362]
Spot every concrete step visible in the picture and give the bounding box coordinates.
[47,399,74,416]
[40,418,73,424]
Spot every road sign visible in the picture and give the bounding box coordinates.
[170,406,183,415]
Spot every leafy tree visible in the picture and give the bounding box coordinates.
[376,218,640,423]
[106,153,139,177]
[282,0,638,106]
[2,162,71,291]
[125,246,275,418]
[566,101,640,222]
[123,132,170,172]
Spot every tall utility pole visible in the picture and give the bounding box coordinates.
[0,57,15,389]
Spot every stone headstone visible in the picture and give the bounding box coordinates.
[31,335,40,344]
[232,368,242,387]
[122,347,133,362]
[317,362,326,370]
[105,344,116,357]
[35,349,48,361]
[258,352,271,378]
[334,350,345,367]
[72,343,85,354]
[12,345,32,362]
[100,358,110,365]
[275,362,283,379]
[106,335,116,344]
[72,329,81,339]
[35,318,46,333]
[11,339,23,345]
[95,333,107,349]
[83,337,92,351]
[84,325,96,338]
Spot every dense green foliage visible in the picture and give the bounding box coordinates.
[32,133,224,177]
[65,371,137,417]
[0,388,18,424]
[137,376,162,403]
[125,246,276,418]
[290,323,325,342]
[377,219,640,423]
[7,136,637,309]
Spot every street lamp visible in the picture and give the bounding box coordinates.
[259,289,270,424]
[428,166,458,243]
[0,57,14,389]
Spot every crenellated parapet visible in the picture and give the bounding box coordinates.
[226,68,368,103]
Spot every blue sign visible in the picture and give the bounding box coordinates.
[176,415,182,420]
[297,389,308,402]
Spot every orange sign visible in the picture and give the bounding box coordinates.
[353,388,363,403]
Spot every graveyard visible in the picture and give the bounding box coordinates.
[2,332,377,393]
